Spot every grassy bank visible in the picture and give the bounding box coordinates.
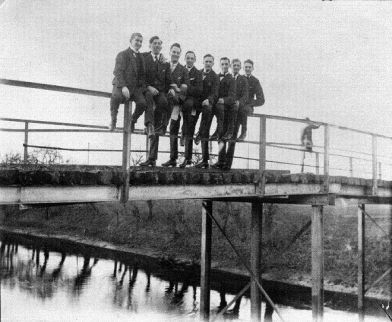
[0,200,390,298]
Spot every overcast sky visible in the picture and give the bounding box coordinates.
[1,0,392,175]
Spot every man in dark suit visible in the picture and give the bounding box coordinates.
[179,51,203,168]
[217,59,249,170]
[193,54,219,169]
[140,36,172,167]
[210,57,236,142]
[161,43,190,167]
[237,59,265,141]
[109,33,150,134]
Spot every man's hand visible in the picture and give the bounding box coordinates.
[235,100,240,108]
[147,86,159,96]
[171,84,180,92]
[202,99,210,107]
[168,89,176,97]
[122,87,130,100]
[180,84,187,93]
[218,98,224,104]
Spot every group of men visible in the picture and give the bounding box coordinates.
[110,32,265,170]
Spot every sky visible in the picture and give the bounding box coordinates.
[1,0,392,177]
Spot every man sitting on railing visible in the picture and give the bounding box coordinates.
[109,33,152,135]
[301,117,320,172]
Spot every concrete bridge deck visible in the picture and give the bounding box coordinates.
[1,165,391,205]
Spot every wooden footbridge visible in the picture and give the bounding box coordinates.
[1,78,392,321]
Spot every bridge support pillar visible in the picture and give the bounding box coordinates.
[250,201,262,321]
[358,204,365,322]
[200,199,212,321]
[312,205,324,322]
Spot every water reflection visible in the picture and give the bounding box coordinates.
[0,235,387,322]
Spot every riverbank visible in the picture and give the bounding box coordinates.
[1,201,390,307]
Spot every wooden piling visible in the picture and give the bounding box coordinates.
[251,201,263,321]
[311,205,324,322]
[120,101,131,203]
[200,200,212,321]
[358,204,365,322]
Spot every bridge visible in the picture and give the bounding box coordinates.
[1,78,392,322]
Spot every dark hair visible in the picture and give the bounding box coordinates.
[203,54,214,60]
[220,57,230,63]
[185,51,196,58]
[231,58,241,65]
[149,36,161,44]
[244,59,254,66]
[130,33,143,42]
[170,43,181,50]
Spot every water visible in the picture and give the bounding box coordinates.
[0,233,387,322]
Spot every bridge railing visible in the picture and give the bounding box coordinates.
[1,78,392,201]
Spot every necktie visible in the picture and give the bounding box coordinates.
[154,55,159,62]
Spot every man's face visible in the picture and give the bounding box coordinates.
[170,46,181,63]
[244,63,254,76]
[220,59,230,74]
[150,39,162,55]
[185,53,196,68]
[232,61,241,75]
[203,57,214,71]
[131,36,143,51]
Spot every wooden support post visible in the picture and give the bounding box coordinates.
[311,205,324,322]
[251,202,262,321]
[23,121,29,163]
[200,200,212,321]
[120,101,131,203]
[258,116,266,195]
[315,152,320,175]
[323,125,330,192]
[372,135,377,195]
[358,204,365,322]
[378,162,382,180]
[349,157,353,178]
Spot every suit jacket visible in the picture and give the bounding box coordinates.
[234,74,249,106]
[143,52,171,93]
[170,63,189,88]
[187,66,203,100]
[246,75,265,107]
[200,69,219,106]
[112,48,146,94]
[218,73,236,105]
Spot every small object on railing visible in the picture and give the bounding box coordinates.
[300,118,321,173]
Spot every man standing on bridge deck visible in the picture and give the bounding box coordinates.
[178,51,203,168]
[212,58,248,170]
[140,36,172,167]
[300,117,320,172]
[109,33,149,133]
[237,59,265,142]
[161,43,189,167]
[193,54,219,169]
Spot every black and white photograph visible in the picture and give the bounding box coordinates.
[1,1,392,321]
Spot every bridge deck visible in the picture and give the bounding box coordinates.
[0,165,391,205]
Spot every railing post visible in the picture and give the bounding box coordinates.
[349,157,353,177]
[378,162,382,180]
[315,152,320,175]
[372,135,377,195]
[258,116,266,195]
[120,101,131,203]
[358,204,365,322]
[23,121,29,163]
[323,125,330,192]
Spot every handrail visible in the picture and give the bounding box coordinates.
[1,78,392,140]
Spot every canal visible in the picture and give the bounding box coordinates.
[0,231,387,321]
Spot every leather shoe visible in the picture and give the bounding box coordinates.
[237,131,246,142]
[211,161,225,169]
[194,132,201,145]
[161,159,177,167]
[209,130,219,141]
[140,159,156,167]
[194,161,209,169]
[179,159,192,168]
[146,123,155,138]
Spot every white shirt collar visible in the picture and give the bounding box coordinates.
[151,52,160,60]
[129,45,139,54]
[186,65,194,72]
